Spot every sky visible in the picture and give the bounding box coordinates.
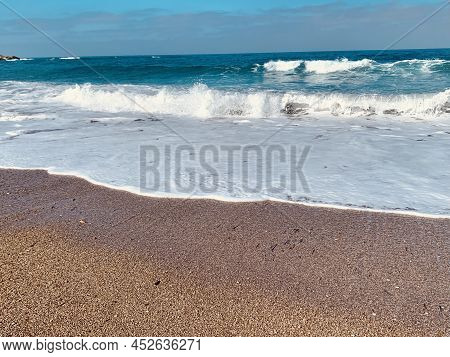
[0,0,448,56]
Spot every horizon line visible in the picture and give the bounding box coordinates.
[11,46,450,59]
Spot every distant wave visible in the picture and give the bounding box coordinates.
[3,58,33,62]
[380,59,449,73]
[60,56,80,60]
[259,57,448,74]
[261,58,373,73]
[383,59,447,67]
[47,83,450,119]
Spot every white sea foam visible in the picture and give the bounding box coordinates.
[5,129,23,137]
[60,56,80,60]
[1,81,450,216]
[1,113,450,216]
[48,83,450,119]
[2,165,448,219]
[263,60,302,72]
[0,112,49,122]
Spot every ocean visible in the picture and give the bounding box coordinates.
[1,49,449,215]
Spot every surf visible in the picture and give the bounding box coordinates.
[46,83,450,119]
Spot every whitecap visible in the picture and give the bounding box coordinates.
[380,59,448,73]
[304,58,374,74]
[263,60,303,72]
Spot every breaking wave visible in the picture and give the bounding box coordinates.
[304,58,374,74]
[261,58,374,73]
[379,59,449,73]
[260,58,448,74]
[48,83,450,119]
[263,60,303,72]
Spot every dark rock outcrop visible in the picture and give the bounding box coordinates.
[282,102,309,115]
[383,109,400,115]
[0,55,20,61]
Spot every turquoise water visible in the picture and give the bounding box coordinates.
[1,49,450,94]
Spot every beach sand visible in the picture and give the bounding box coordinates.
[0,168,448,336]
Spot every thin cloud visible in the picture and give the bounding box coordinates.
[1,1,448,56]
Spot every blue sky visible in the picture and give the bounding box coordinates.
[0,0,442,17]
[0,0,448,56]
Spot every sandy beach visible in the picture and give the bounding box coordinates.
[0,168,448,336]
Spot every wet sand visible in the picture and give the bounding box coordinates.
[0,168,448,336]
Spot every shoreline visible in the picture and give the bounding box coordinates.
[1,166,448,220]
[0,168,449,336]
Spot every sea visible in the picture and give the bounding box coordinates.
[0,49,449,216]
